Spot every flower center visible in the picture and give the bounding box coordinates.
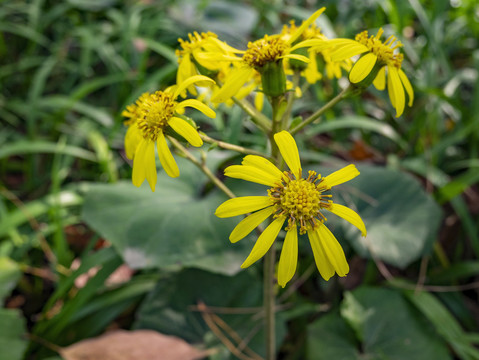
[268,170,332,234]
[243,35,288,69]
[355,28,403,68]
[137,91,177,141]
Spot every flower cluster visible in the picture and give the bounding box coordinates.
[120,7,413,285]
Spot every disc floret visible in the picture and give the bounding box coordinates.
[243,35,288,69]
[355,28,403,68]
[269,170,332,234]
[137,91,177,141]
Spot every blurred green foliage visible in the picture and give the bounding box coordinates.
[1,0,478,359]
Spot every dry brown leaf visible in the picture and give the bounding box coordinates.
[60,330,208,360]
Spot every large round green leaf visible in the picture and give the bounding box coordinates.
[0,309,27,360]
[320,165,442,269]
[133,268,286,359]
[307,287,451,360]
[81,154,250,275]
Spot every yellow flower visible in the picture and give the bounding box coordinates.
[123,75,216,191]
[329,28,414,117]
[280,19,351,83]
[215,131,366,287]
[176,31,241,96]
[211,8,327,102]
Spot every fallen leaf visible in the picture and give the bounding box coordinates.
[60,330,208,360]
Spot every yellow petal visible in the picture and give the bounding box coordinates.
[177,55,198,97]
[349,53,377,83]
[274,131,302,178]
[287,7,326,45]
[308,228,335,281]
[211,66,255,103]
[388,66,405,117]
[173,75,215,99]
[225,165,278,187]
[322,164,359,188]
[290,39,327,52]
[241,216,286,268]
[229,206,274,243]
[278,226,298,287]
[330,41,369,61]
[373,66,386,90]
[125,125,141,160]
[316,223,349,277]
[215,196,272,218]
[241,155,283,180]
[168,117,203,147]
[156,131,179,178]
[143,140,157,192]
[176,99,216,118]
[328,203,367,236]
[254,91,264,111]
[282,54,310,63]
[132,139,148,187]
[398,68,414,107]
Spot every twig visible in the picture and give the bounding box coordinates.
[200,133,266,157]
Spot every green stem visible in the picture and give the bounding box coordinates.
[200,133,266,157]
[280,71,300,130]
[289,84,352,135]
[168,136,236,199]
[233,97,272,133]
[264,94,286,360]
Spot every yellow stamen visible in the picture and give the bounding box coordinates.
[243,35,288,69]
[355,28,403,68]
[137,91,177,142]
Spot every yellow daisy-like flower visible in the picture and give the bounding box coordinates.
[176,31,241,96]
[211,8,327,102]
[215,131,366,287]
[329,28,414,117]
[280,20,350,83]
[123,75,216,191]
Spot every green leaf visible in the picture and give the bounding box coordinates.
[134,268,286,358]
[0,309,28,360]
[82,153,251,275]
[0,257,21,302]
[330,165,442,269]
[307,287,452,360]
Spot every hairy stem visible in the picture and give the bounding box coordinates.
[168,137,236,199]
[200,133,266,157]
[290,84,352,135]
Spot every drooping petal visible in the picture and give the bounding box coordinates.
[211,66,255,103]
[177,55,198,97]
[124,125,141,160]
[254,91,264,111]
[225,165,279,187]
[143,140,157,192]
[308,228,335,281]
[274,131,302,178]
[168,116,203,147]
[229,206,274,243]
[321,164,359,188]
[327,203,367,236]
[316,223,349,277]
[132,138,148,187]
[287,7,326,45]
[241,155,283,180]
[173,75,215,100]
[398,68,414,107]
[215,196,272,218]
[241,216,286,268]
[156,131,179,178]
[373,66,386,90]
[176,99,216,118]
[387,66,405,117]
[349,53,378,83]
[329,41,369,62]
[278,225,298,287]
